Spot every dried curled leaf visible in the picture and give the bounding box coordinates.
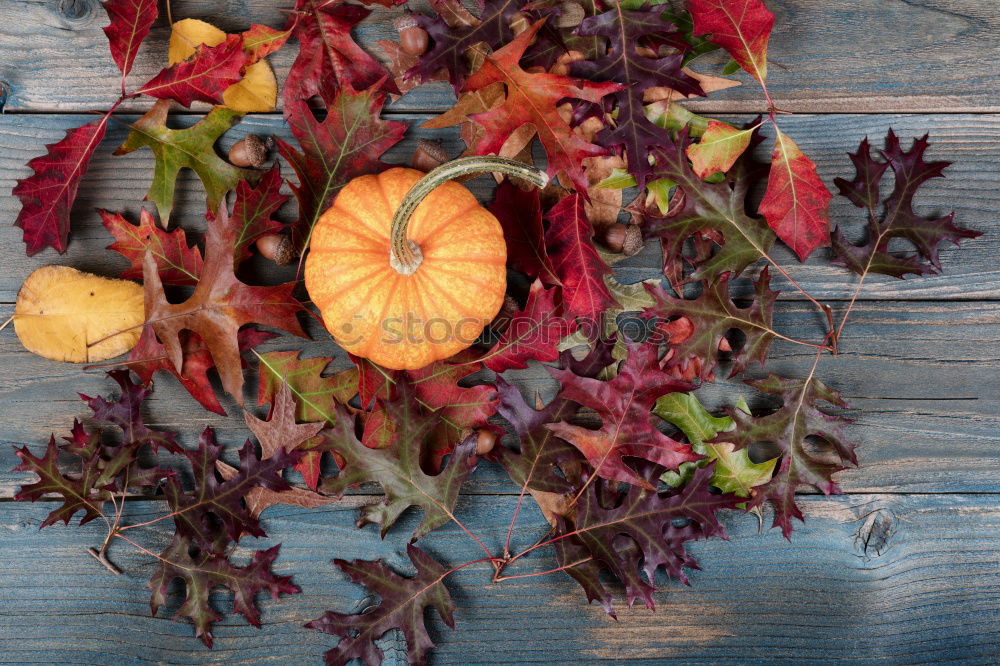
[14,266,144,363]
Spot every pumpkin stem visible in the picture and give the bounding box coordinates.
[389,157,550,275]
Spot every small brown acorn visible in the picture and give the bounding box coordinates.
[411,139,450,172]
[228,134,271,168]
[394,14,429,56]
[256,233,296,265]
[474,429,497,456]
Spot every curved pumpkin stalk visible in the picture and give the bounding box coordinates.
[389,156,550,275]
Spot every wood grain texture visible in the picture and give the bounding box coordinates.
[1,112,996,303]
[1,300,997,498]
[1,493,998,663]
[0,0,998,113]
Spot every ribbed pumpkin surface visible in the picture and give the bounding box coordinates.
[305,167,507,370]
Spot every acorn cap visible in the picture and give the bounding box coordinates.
[621,223,644,256]
[394,13,419,31]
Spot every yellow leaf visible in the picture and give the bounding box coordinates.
[169,18,277,113]
[13,266,144,363]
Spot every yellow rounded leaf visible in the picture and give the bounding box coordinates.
[168,18,277,113]
[13,266,144,363]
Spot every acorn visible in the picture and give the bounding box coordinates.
[475,429,497,456]
[256,233,296,265]
[411,139,450,172]
[228,134,271,168]
[394,14,429,56]
[598,222,644,256]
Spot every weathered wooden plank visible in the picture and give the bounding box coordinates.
[1,300,997,497]
[1,0,998,113]
[1,112,996,303]
[1,493,998,663]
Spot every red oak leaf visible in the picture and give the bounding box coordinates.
[831,131,981,277]
[277,86,406,248]
[13,113,111,255]
[687,0,774,83]
[231,165,288,264]
[462,18,622,193]
[240,24,293,61]
[142,204,306,406]
[101,208,203,286]
[101,0,158,86]
[489,180,559,285]
[546,340,698,489]
[759,128,832,261]
[479,280,570,373]
[136,34,247,107]
[307,545,455,666]
[544,194,615,324]
[283,0,396,105]
[124,327,275,416]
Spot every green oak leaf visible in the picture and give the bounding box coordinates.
[655,392,776,496]
[114,99,255,225]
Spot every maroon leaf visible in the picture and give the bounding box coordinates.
[570,5,703,186]
[554,464,741,615]
[80,369,180,454]
[231,165,288,263]
[13,113,111,255]
[832,131,981,278]
[162,428,301,547]
[759,128,832,261]
[13,437,111,528]
[277,86,406,248]
[544,194,615,324]
[489,181,559,285]
[136,34,247,107]
[307,544,455,666]
[546,340,698,489]
[717,374,857,538]
[283,0,396,105]
[150,535,299,648]
[101,0,158,84]
[479,280,570,373]
[101,208,203,286]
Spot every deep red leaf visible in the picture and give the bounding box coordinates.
[101,208,203,286]
[13,113,111,255]
[136,34,247,107]
[479,280,570,373]
[687,0,774,83]
[759,128,832,261]
[101,0,158,82]
[489,181,559,285]
[544,194,615,324]
[231,165,288,263]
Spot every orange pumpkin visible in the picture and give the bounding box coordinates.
[305,157,549,370]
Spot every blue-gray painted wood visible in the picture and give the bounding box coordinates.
[1,300,997,498]
[1,112,996,303]
[0,0,998,113]
[0,494,998,664]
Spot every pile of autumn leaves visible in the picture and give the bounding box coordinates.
[8,0,981,664]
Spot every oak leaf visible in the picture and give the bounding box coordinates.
[479,280,570,373]
[686,119,755,179]
[101,0,158,85]
[136,33,247,107]
[307,544,455,666]
[832,131,981,277]
[101,208,203,286]
[687,0,774,83]
[462,19,622,193]
[114,100,254,225]
[141,203,306,406]
[231,166,288,264]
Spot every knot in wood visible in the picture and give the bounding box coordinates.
[58,0,91,21]
[854,507,896,561]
